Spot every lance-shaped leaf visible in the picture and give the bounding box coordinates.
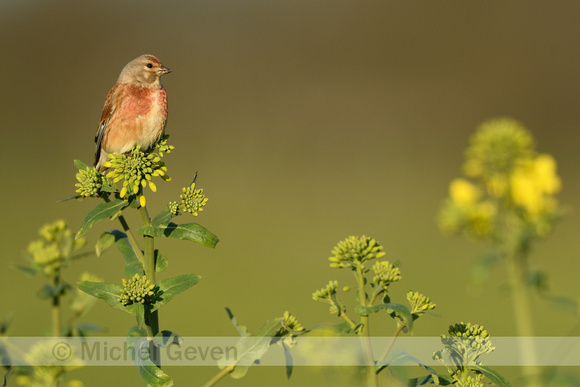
[137,222,218,248]
[151,208,175,228]
[127,326,173,387]
[282,341,293,379]
[376,352,439,376]
[154,331,183,348]
[77,281,141,317]
[77,199,129,238]
[150,273,201,313]
[226,307,249,338]
[470,365,512,387]
[355,303,413,332]
[155,250,168,273]
[74,160,90,170]
[407,374,454,386]
[96,230,143,276]
[218,310,284,379]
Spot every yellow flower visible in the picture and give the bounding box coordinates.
[510,154,561,216]
[463,118,534,197]
[449,179,480,207]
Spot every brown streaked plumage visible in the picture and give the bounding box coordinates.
[94,54,171,171]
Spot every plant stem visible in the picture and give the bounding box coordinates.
[203,365,235,387]
[356,265,378,387]
[506,250,541,386]
[138,204,160,367]
[102,196,145,265]
[376,324,404,365]
[117,214,145,265]
[52,269,61,337]
[340,311,358,330]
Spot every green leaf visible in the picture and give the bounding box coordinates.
[77,281,141,317]
[74,323,104,337]
[150,274,201,313]
[77,199,130,238]
[226,308,249,338]
[154,331,183,348]
[100,230,143,276]
[155,250,168,273]
[471,251,500,285]
[282,341,293,379]
[376,352,438,376]
[407,374,454,386]
[137,222,219,248]
[14,265,39,276]
[95,232,116,257]
[218,318,284,379]
[471,365,512,387]
[56,194,83,203]
[37,284,68,300]
[355,303,413,332]
[152,208,175,228]
[0,313,14,335]
[74,160,90,170]
[126,327,173,387]
[100,181,117,193]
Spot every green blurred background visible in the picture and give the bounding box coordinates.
[2,1,580,386]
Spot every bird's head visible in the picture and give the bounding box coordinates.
[118,54,171,88]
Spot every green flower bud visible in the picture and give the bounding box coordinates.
[75,167,105,197]
[312,280,338,302]
[281,311,305,334]
[329,236,385,270]
[180,182,208,216]
[371,261,401,290]
[168,201,180,216]
[25,220,86,277]
[464,118,534,197]
[118,274,158,306]
[407,291,436,315]
[439,322,495,366]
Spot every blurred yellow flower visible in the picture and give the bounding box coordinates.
[510,154,561,216]
[449,179,480,206]
[463,118,534,177]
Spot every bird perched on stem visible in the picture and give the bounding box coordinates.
[94,54,171,171]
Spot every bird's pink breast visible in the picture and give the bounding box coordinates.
[104,85,168,154]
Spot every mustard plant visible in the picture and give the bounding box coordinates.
[438,118,562,386]
[6,220,97,386]
[73,135,218,386]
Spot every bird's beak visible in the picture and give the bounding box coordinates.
[158,66,172,76]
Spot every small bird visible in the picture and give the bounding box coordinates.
[94,54,171,171]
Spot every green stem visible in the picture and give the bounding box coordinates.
[52,269,61,337]
[340,310,357,330]
[356,265,378,387]
[203,365,235,387]
[102,196,145,265]
[117,214,145,265]
[138,204,160,367]
[377,324,404,365]
[506,249,541,386]
[368,288,383,307]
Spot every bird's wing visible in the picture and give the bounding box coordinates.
[94,84,122,167]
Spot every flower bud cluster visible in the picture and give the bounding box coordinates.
[26,220,85,276]
[75,166,105,197]
[329,236,385,270]
[407,291,436,315]
[180,183,208,216]
[118,274,157,306]
[371,261,401,290]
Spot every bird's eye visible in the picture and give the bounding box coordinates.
[146,63,153,68]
